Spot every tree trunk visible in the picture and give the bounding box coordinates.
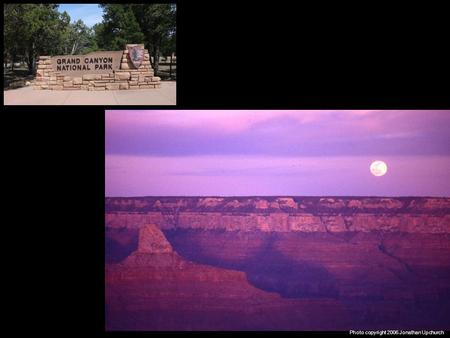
[152,45,159,75]
[149,45,154,69]
[27,54,33,74]
[71,40,78,55]
[169,54,172,79]
[27,42,36,75]
[27,51,36,75]
[154,45,160,75]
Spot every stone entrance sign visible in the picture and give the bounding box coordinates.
[52,51,123,76]
[34,44,161,90]
[128,45,145,68]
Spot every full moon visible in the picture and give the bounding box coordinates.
[370,160,388,176]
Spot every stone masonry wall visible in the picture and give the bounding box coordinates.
[33,44,161,90]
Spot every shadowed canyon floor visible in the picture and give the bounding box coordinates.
[105,197,450,330]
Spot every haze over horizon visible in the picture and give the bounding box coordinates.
[105,110,450,197]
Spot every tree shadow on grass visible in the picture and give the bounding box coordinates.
[4,69,34,90]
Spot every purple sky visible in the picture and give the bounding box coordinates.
[105,110,450,197]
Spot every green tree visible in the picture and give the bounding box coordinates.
[21,4,70,73]
[61,19,97,55]
[91,23,106,51]
[4,4,27,70]
[161,33,176,58]
[131,4,176,74]
[98,4,144,51]
[4,4,176,75]
[4,4,70,74]
[96,4,176,75]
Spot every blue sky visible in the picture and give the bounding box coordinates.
[58,4,103,27]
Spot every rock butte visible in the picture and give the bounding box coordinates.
[106,196,450,330]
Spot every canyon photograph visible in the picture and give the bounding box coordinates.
[105,110,450,331]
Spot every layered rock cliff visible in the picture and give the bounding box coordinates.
[105,196,450,233]
[105,197,450,330]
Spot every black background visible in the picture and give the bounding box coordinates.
[4,0,449,335]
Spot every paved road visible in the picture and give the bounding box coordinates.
[4,81,176,105]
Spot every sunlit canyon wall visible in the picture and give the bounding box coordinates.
[105,197,450,330]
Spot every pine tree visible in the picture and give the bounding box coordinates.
[98,4,145,51]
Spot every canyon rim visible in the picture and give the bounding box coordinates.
[105,109,450,330]
[105,196,450,330]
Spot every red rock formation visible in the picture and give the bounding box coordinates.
[137,224,172,254]
[105,197,450,330]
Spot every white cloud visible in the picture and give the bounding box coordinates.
[106,110,382,135]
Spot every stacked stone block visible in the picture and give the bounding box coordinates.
[33,44,161,90]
